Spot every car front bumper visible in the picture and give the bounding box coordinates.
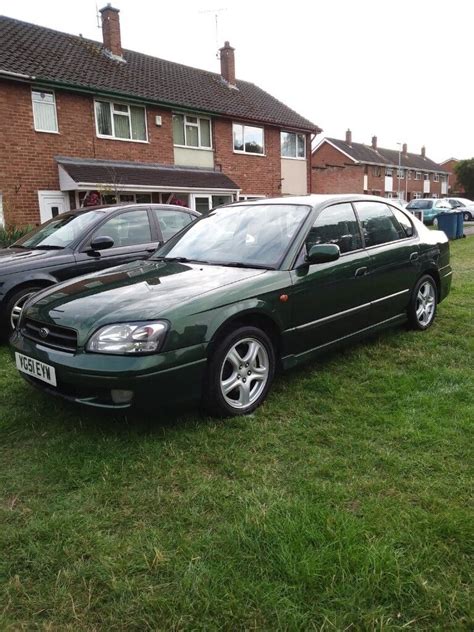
[10,330,208,409]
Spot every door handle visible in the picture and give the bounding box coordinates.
[354,266,368,277]
[410,252,419,262]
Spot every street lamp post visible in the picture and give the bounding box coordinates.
[397,142,402,199]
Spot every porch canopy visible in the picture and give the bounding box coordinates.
[56,156,240,196]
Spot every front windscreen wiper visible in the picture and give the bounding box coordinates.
[156,256,209,264]
[213,261,274,270]
[33,245,65,250]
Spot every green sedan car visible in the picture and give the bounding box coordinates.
[10,195,452,417]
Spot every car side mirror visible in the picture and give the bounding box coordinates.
[306,243,340,264]
[90,236,114,251]
[405,225,414,237]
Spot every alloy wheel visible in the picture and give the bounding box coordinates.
[219,337,269,410]
[415,281,436,327]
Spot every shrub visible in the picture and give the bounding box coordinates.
[0,225,34,248]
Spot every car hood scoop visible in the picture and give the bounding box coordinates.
[25,259,265,337]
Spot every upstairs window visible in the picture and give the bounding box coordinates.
[95,100,147,141]
[173,113,211,148]
[32,90,58,133]
[415,172,422,180]
[397,168,404,179]
[385,168,393,177]
[281,132,306,158]
[433,173,440,182]
[424,173,430,181]
[233,123,264,155]
[372,166,382,177]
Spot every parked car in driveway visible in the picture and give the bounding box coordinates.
[0,203,199,333]
[405,198,452,225]
[445,197,474,221]
[10,195,452,417]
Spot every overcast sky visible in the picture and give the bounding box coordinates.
[2,0,472,162]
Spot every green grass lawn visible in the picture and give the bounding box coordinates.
[1,239,473,630]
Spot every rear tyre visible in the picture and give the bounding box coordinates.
[408,275,437,331]
[4,285,44,334]
[203,325,275,417]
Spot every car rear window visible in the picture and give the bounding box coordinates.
[407,200,433,209]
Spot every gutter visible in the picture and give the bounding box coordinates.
[0,70,319,135]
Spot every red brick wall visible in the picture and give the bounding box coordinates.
[441,159,463,194]
[311,142,363,193]
[1,79,286,226]
[213,119,282,197]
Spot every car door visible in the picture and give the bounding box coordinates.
[289,202,372,354]
[150,208,195,243]
[74,208,158,276]
[353,201,420,323]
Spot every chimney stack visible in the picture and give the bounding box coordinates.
[402,143,408,155]
[372,135,377,150]
[345,129,352,145]
[421,145,426,158]
[219,41,236,86]
[100,4,122,58]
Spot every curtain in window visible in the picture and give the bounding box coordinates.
[130,106,146,140]
[114,113,131,139]
[173,114,185,145]
[32,92,57,132]
[200,119,211,147]
[95,101,112,136]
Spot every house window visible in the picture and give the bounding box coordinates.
[433,173,440,182]
[32,90,58,133]
[233,123,264,155]
[413,192,422,199]
[424,173,430,181]
[407,170,412,180]
[385,168,393,176]
[281,132,305,158]
[372,166,382,177]
[397,169,404,179]
[172,113,211,148]
[95,100,147,141]
[415,172,421,180]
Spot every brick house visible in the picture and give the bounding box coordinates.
[439,158,465,195]
[0,7,320,227]
[312,130,449,201]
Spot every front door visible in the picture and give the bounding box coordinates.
[38,191,69,223]
[289,202,372,355]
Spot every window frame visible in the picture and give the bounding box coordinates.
[397,168,404,179]
[32,88,59,134]
[233,123,265,156]
[280,131,306,160]
[172,113,213,150]
[94,99,149,143]
[415,172,422,180]
[372,166,382,177]
[385,168,393,177]
[433,173,440,182]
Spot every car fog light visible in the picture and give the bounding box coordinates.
[111,389,134,405]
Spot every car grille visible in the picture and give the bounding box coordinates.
[21,318,78,353]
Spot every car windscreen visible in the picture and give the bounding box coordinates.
[407,200,433,209]
[153,204,311,268]
[15,211,105,249]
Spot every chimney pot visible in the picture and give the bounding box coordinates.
[402,143,407,155]
[100,4,122,58]
[345,129,352,145]
[371,135,377,150]
[219,41,236,86]
[421,145,426,158]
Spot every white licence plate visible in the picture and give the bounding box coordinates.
[15,352,57,387]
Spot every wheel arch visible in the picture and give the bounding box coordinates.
[3,276,57,306]
[420,267,441,302]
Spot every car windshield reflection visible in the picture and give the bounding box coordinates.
[153,204,310,269]
[15,211,105,249]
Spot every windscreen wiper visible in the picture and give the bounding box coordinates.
[156,256,209,264]
[214,261,274,270]
[33,245,65,250]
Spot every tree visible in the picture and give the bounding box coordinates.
[454,159,474,199]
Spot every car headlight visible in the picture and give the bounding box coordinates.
[86,321,169,355]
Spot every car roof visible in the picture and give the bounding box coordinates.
[229,193,410,209]
[60,203,199,218]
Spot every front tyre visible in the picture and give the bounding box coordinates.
[463,211,472,222]
[204,325,275,417]
[408,275,438,330]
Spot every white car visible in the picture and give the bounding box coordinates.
[446,197,474,221]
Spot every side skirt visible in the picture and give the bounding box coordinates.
[281,313,407,370]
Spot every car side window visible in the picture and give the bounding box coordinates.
[393,209,414,237]
[152,209,193,242]
[305,203,362,254]
[92,210,152,247]
[354,202,405,247]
